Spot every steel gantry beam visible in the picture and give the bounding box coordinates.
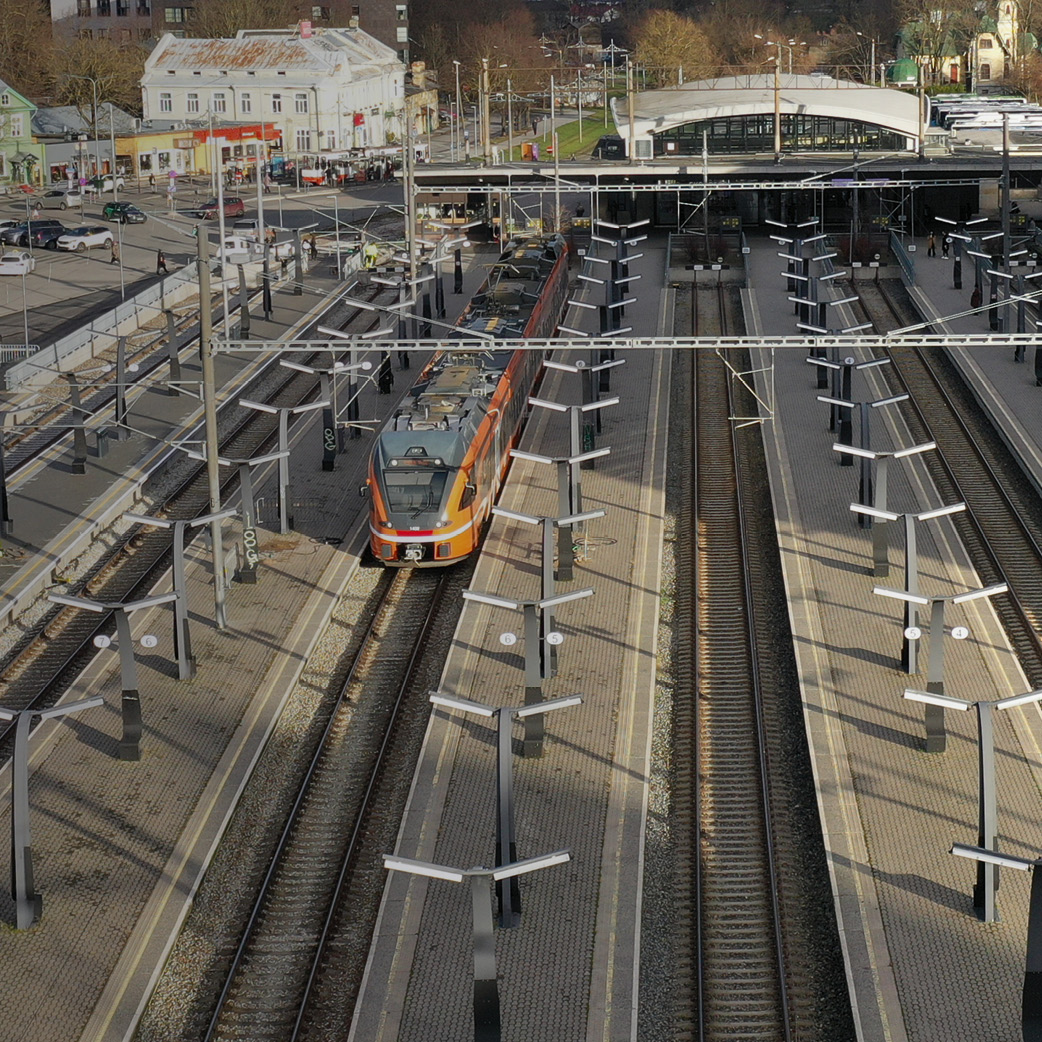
[213,333,1042,354]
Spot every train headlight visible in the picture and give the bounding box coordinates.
[434,520,448,529]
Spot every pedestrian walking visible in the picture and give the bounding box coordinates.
[377,353,395,394]
[156,249,168,275]
[30,204,40,220]
[109,240,119,265]
[970,284,982,309]
[280,255,289,278]
[927,231,936,257]
[148,172,156,191]
[306,234,318,260]
[941,236,951,259]
[397,349,410,370]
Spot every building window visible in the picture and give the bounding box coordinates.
[240,92,252,113]
[311,5,330,18]
[187,92,199,113]
[213,92,227,113]
[165,5,185,20]
[396,25,407,42]
[271,93,282,113]
[159,92,172,113]
[295,92,309,114]
[979,37,993,48]
[295,129,311,151]
[9,115,22,137]
[97,0,111,13]
[77,0,91,12]
[116,0,128,14]
[979,63,990,79]
[0,94,9,107]
[351,4,359,15]
[326,130,335,148]
[396,4,406,18]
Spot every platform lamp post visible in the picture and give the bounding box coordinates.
[938,215,989,291]
[850,501,967,672]
[528,396,618,516]
[429,691,582,927]
[383,850,571,1042]
[239,398,329,533]
[804,354,888,449]
[509,447,610,582]
[818,392,909,506]
[316,322,394,440]
[122,508,237,679]
[48,591,178,760]
[952,842,1042,1038]
[461,587,594,757]
[0,695,104,929]
[542,357,626,452]
[493,505,605,674]
[916,687,1042,922]
[279,358,372,470]
[183,446,288,584]
[874,581,1006,753]
[834,440,936,567]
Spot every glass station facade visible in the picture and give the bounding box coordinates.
[653,114,910,156]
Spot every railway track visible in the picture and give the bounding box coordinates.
[855,278,1042,685]
[201,563,468,1041]
[0,285,397,758]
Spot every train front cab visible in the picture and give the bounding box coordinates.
[365,441,481,566]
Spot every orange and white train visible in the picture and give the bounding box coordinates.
[363,233,569,566]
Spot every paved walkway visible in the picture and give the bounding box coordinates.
[746,231,1042,1042]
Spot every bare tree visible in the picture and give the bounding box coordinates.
[190,0,297,38]
[0,0,56,99]
[52,37,148,118]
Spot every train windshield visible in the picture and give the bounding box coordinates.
[383,468,449,517]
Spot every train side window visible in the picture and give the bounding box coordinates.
[461,482,477,508]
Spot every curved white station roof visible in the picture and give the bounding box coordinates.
[613,74,923,143]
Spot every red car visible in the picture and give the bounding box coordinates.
[191,197,246,220]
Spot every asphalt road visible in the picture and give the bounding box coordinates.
[0,178,407,348]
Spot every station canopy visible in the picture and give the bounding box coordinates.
[611,74,922,157]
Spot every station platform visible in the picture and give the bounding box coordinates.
[745,231,1042,1042]
[349,244,671,1041]
[0,255,495,1041]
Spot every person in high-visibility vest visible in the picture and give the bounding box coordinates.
[363,243,380,268]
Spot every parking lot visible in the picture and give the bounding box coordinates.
[0,178,404,348]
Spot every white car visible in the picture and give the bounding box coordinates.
[0,251,35,275]
[90,174,126,193]
[56,226,114,252]
[216,234,295,264]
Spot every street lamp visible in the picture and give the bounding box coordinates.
[123,508,238,678]
[67,74,100,180]
[48,591,178,760]
[874,581,1007,753]
[851,501,967,672]
[461,586,594,757]
[429,690,582,926]
[383,850,571,1042]
[0,696,104,928]
[836,440,937,571]
[912,686,1042,920]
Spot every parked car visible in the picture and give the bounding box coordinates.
[56,225,114,252]
[191,196,246,219]
[0,220,67,248]
[38,189,81,210]
[102,201,146,224]
[231,217,259,237]
[90,174,125,192]
[0,251,36,275]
